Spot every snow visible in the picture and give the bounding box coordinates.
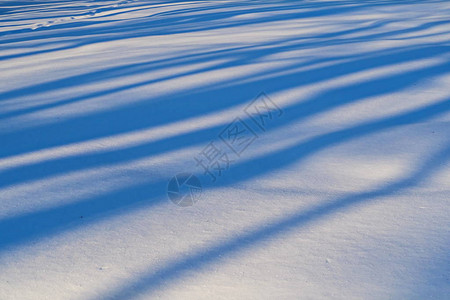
[0,0,449,299]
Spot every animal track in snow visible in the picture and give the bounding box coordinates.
[30,0,138,30]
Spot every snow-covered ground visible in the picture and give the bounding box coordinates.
[1,0,449,299]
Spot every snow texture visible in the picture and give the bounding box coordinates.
[0,0,449,299]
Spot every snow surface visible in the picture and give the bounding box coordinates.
[0,0,449,299]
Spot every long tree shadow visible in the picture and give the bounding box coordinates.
[99,138,450,300]
[4,16,450,114]
[0,95,448,255]
[0,18,394,104]
[0,0,440,60]
[3,13,449,107]
[0,0,449,296]
[1,1,448,166]
[1,41,448,164]
[0,43,448,190]
[0,2,449,252]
